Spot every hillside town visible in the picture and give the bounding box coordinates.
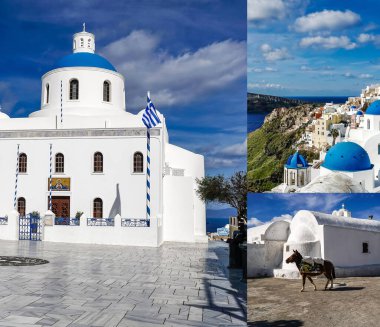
[272,84,380,193]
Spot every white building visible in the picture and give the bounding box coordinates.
[0,27,207,247]
[248,206,380,278]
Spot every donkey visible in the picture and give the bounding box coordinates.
[286,249,335,292]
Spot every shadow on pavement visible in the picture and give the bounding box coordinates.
[248,320,304,326]
[330,286,365,291]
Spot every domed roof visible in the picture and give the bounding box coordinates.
[366,100,380,115]
[321,142,373,172]
[285,151,308,169]
[53,52,117,72]
[0,112,10,119]
[356,110,363,116]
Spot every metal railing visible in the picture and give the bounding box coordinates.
[121,218,150,227]
[87,218,114,226]
[55,217,80,226]
[0,216,8,225]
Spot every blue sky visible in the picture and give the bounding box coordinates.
[248,193,380,227]
[248,0,380,96]
[0,0,246,177]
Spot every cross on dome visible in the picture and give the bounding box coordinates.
[83,22,86,32]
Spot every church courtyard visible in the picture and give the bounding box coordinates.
[248,277,380,326]
[0,240,246,326]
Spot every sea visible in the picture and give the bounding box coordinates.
[247,96,351,133]
[206,218,230,233]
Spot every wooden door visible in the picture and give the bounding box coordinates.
[51,196,70,218]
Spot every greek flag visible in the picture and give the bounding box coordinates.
[142,94,161,129]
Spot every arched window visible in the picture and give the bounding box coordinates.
[19,153,27,173]
[88,38,91,48]
[69,79,79,100]
[55,153,64,173]
[17,197,26,217]
[93,198,103,218]
[45,84,50,104]
[367,119,371,130]
[103,81,111,102]
[133,152,144,173]
[80,38,84,47]
[94,152,103,173]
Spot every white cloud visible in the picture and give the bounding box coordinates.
[359,73,373,79]
[100,30,246,109]
[270,214,293,222]
[248,217,264,227]
[260,43,292,61]
[249,67,278,73]
[220,139,247,156]
[249,82,284,90]
[294,10,360,33]
[248,0,286,22]
[300,36,357,50]
[358,33,376,43]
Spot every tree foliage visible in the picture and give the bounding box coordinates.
[196,171,247,222]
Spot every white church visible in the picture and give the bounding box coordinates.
[0,27,207,246]
[247,205,380,278]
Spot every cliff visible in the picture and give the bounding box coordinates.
[247,104,320,192]
[248,93,310,114]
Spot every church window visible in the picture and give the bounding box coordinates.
[378,144,380,155]
[17,197,26,217]
[93,198,103,218]
[45,84,50,104]
[133,152,144,173]
[80,38,84,47]
[55,153,64,173]
[362,242,369,253]
[88,38,91,48]
[367,119,371,130]
[19,153,27,173]
[94,152,103,173]
[69,79,79,100]
[103,81,111,102]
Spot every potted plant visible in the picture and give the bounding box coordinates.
[75,211,83,219]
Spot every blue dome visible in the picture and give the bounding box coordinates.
[322,142,373,172]
[285,151,308,169]
[356,110,363,116]
[366,100,380,115]
[52,53,117,72]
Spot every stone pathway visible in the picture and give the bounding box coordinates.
[0,240,246,326]
[248,277,380,326]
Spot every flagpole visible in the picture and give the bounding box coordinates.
[146,91,151,226]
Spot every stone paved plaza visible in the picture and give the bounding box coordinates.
[0,240,246,327]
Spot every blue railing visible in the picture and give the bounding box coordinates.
[55,217,80,226]
[87,218,114,226]
[0,216,8,225]
[121,218,150,227]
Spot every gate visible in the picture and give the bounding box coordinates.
[19,214,42,241]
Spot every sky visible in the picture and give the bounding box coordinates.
[0,0,246,177]
[248,0,380,97]
[248,193,380,227]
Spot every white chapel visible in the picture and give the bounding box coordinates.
[0,27,207,246]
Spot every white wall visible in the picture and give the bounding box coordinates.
[163,176,195,242]
[39,67,125,116]
[0,134,162,221]
[323,225,380,267]
[164,144,206,242]
[44,215,160,247]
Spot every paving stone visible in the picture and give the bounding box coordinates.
[0,240,245,326]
